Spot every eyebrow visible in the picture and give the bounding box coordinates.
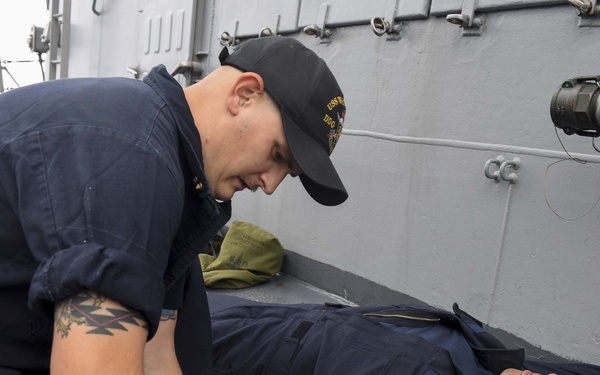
[287,156,301,178]
[280,143,302,177]
[289,168,300,178]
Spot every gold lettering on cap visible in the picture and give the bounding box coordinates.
[327,97,339,111]
[323,114,336,128]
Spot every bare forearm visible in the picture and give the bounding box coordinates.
[501,369,557,375]
[143,309,183,375]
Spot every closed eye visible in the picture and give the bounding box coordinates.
[274,144,302,178]
[275,152,284,163]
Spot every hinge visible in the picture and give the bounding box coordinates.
[446,0,485,37]
[303,3,333,43]
[258,14,281,38]
[219,20,240,47]
[569,0,600,27]
[370,0,402,41]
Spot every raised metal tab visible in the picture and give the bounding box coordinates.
[499,158,521,184]
[569,0,600,27]
[445,0,485,36]
[303,3,333,42]
[220,20,240,47]
[484,156,505,182]
[370,0,402,40]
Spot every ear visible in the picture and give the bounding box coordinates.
[226,72,265,116]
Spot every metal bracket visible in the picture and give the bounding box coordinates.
[569,0,600,27]
[171,61,202,77]
[569,0,596,15]
[446,0,485,36]
[219,20,239,47]
[370,0,402,41]
[259,14,281,38]
[484,156,505,182]
[303,3,333,43]
[171,61,203,86]
[484,156,521,184]
[499,158,521,184]
[126,65,140,80]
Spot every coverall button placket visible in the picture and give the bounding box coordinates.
[192,176,203,191]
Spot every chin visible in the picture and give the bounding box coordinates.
[213,190,234,202]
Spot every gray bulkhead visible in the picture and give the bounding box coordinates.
[53,0,599,365]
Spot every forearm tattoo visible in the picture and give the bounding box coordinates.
[55,291,148,338]
[160,309,178,322]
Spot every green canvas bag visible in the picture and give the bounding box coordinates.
[200,221,285,288]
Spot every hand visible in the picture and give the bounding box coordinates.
[501,369,557,375]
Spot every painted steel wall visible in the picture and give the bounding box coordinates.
[220,4,600,364]
[64,0,600,364]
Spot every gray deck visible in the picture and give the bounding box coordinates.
[206,257,570,364]
[206,273,357,306]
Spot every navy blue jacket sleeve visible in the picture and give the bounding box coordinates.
[1,122,183,339]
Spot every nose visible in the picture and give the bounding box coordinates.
[260,165,289,195]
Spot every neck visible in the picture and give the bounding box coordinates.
[184,66,240,143]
